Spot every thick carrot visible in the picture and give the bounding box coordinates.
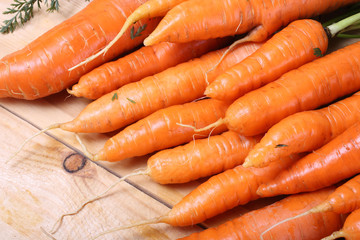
[177,188,346,240]
[86,98,229,162]
[68,38,233,99]
[243,91,360,168]
[256,122,360,198]
[147,131,262,184]
[143,0,357,46]
[323,208,360,240]
[71,0,188,70]
[205,19,328,102]
[0,0,160,100]
[53,42,261,133]
[212,41,360,137]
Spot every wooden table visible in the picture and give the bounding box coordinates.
[0,1,358,239]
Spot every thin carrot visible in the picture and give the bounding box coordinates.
[243,91,360,168]
[173,188,346,240]
[68,37,233,99]
[256,122,360,198]
[204,19,328,102]
[147,131,262,184]
[70,0,188,70]
[197,41,360,137]
[143,0,357,46]
[0,0,160,100]
[39,41,261,134]
[82,98,229,162]
[323,208,360,240]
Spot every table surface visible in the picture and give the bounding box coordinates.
[0,1,358,239]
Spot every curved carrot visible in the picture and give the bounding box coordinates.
[143,0,357,46]
[243,91,360,168]
[205,19,328,102]
[177,188,345,240]
[323,208,360,240]
[219,41,360,137]
[55,42,261,133]
[148,131,262,184]
[71,0,188,70]
[68,38,233,99]
[88,99,228,162]
[256,122,360,198]
[0,0,159,100]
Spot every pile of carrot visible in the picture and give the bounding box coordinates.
[4,0,360,239]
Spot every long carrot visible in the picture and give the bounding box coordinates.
[243,91,360,168]
[68,37,233,99]
[82,98,228,162]
[175,188,346,240]
[204,19,328,102]
[37,41,261,134]
[261,174,360,238]
[256,122,360,198]
[0,0,160,100]
[143,0,357,46]
[323,208,360,240]
[199,41,360,137]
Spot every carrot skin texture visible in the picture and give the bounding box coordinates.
[178,188,346,240]
[257,122,360,198]
[0,0,159,100]
[244,91,360,168]
[147,131,262,184]
[160,154,298,226]
[205,19,328,102]
[144,0,357,45]
[60,42,261,133]
[323,208,360,240]
[93,99,228,162]
[70,38,233,99]
[225,41,360,136]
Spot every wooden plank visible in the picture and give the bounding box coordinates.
[0,107,201,239]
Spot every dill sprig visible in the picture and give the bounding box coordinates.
[0,0,60,34]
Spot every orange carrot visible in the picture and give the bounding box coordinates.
[143,0,357,46]
[48,42,260,134]
[203,41,360,137]
[68,38,233,99]
[71,0,188,70]
[243,91,360,168]
[323,208,360,240]
[205,19,328,102]
[84,98,229,162]
[176,188,346,240]
[0,0,160,100]
[147,131,262,184]
[256,122,360,198]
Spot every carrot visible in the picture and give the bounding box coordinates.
[38,41,261,134]
[68,37,233,99]
[243,91,360,168]
[204,19,328,102]
[81,98,229,162]
[147,131,262,184]
[175,188,346,240]
[256,122,360,198]
[323,208,360,240]
[143,0,357,46]
[198,40,360,137]
[0,0,160,100]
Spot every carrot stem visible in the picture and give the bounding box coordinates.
[327,12,360,37]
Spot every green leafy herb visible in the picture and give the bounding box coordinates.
[130,24,147,40]
[275,144,288,148]
[127,98,136,104]
[112,92,118,101]
[313,47,323,57]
